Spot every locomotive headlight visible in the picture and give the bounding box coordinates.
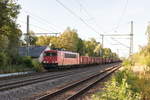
[43,61,46,63]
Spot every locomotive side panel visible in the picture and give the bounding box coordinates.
[57,51,79,67]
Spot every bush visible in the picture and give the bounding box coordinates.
[92,70,142,100]
[92,78,141,100]
[14,56,24,65]
[115,70,141,93]
[122,59,133,67]
[22,56,33,68]
[32,60,44,72]
[0,55,44,73]
[0,52,10,66]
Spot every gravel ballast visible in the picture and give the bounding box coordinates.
[0,64,118,100]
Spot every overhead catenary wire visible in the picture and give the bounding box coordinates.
[73,0,130,51]
[111,37,129,48]
[74,0,105,33]
[22,9,63,32]
[55,0,102,36]
[110,0,129,32]
[17,20,54,33]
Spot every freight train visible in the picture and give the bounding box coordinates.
[41,49,120,70]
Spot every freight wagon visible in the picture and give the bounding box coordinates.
[41,49,120,70]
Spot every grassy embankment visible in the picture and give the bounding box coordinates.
[92,47,150,100]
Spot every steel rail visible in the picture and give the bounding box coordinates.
[0,66,100,91]
[36,64,120,100]
[66,66,120,100]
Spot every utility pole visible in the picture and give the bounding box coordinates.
[100,34,104,58]
[101,34,104,48]
[27,15,30,56]
[99,21,133,57]
[117,49,119,57]
[129,21,133,56]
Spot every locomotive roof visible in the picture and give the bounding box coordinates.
[44,49,78,54]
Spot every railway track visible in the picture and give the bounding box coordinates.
[0,63,117,92]
[0,68,95,91]
[36,64,120,100]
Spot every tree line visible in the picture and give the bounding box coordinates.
[0,0,118,67]
[25,27,118,58]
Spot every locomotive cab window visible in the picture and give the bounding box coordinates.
[44,52,57,56]
[64,53,77,58]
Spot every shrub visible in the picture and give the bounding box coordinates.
[22,56,33,68]
[92,78,141,100]
[0,52,10,66]
[92,70,142,100]
[115,70,141,93]
[32,60,44,72]
[15,56,24,65]
[122,59,133,67]
[134,72,150,100]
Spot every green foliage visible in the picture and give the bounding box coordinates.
[115,70,141,93]
[0,56,44,73]
[92,68,150,100]
[21,56,44,72]
[77,38,85,55]
[83,38,101,56]
[35,27,119,58]
[137,73,150,100]
[92,79,141,100]
[122,59,133,70]
[0,52,9,66]
[36,36,59,47]
[92,70,141,100]
[0,0,21,65]
[103,48,112,58]
[21,56,33,68]
[58,27,79,52]
[32,60,44,72]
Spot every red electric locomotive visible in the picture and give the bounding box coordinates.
[42,50,79,69]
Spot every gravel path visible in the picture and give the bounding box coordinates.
[0,63,118,100]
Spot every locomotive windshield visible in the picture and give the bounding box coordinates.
[44,52,57,57]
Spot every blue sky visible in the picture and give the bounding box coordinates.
[17,0,150,57]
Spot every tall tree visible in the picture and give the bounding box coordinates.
[103,48,112,58]
[36,36,51,46]
[0,0,21,57]
[58,27,79,52]
[77,38,85,55]
[83,38,102,56]
[36,36,59,48]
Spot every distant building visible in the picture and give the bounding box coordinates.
[18,46,50,62]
